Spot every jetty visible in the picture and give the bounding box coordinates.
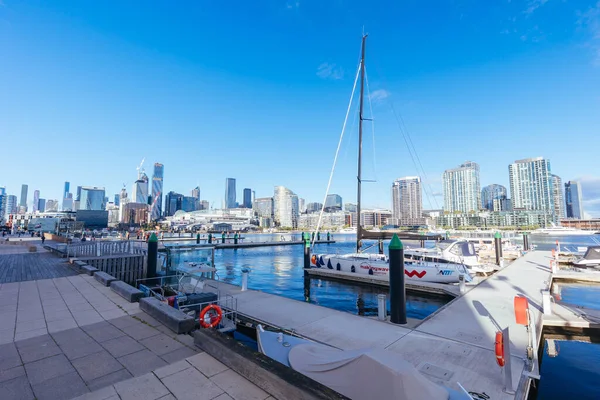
[161,239,335,250]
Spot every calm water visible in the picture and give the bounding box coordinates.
[166,233,449,319]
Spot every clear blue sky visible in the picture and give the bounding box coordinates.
[1,0,599,216]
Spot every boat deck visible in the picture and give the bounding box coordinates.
[205,251,554,399]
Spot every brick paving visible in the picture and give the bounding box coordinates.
[0,273,273,400]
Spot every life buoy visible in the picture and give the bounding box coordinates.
[495,331,505,367]
[311,254,317,265]
[199,304,223,329]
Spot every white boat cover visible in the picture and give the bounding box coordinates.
[288,344,450,400]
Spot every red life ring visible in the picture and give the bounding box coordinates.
[199,304,223,329]
[495,331,505,367]
[311,255,317,265]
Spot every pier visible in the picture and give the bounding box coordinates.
[161,239,335,250]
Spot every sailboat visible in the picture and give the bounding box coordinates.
[310,35,470,284]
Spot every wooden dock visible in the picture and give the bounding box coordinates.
[0,251,79,283]
[202,250,555,399]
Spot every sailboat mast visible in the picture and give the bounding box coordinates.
[356,34,367,253]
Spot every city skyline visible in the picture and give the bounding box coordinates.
[1,2,599,217]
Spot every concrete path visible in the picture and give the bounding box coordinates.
[0,275,271,400]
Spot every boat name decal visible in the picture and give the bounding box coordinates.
[438,270,453,276]
[405,270,427,278]
[360,265,388,272]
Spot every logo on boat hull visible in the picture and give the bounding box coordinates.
[405,270,427,278]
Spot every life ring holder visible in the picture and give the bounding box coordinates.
[495,331,505,367]
[199,304,223,329]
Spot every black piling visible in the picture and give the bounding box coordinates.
[303,234,311,270]
[208,233,212,244]
[196,233,200,244]
[389,234,406,324]
[147,232,158,279]
[221,232,226,244]
[378,240,384,254]
[523,232,529,252]
[234,233,239,245]
[494,231,503,265]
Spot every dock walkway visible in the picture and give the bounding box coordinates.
[204,251,554,399]
[0,245,79,283]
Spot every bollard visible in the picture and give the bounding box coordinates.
[241,268,249,291]
[459,274,466,294]
[317,232,321,241]
[196,233,200,244]
[234,233,238,245]
[147,233,158,279]
[221,233,225,244]
[542,291,552,315]
[304,236,311,269]
[523,232,529,252]
[311,232,315,241]
[208,233,212,244]
[378,240,384,255]
[327,232,330,241]
[388,234,407,324]
[494,232,502,266]
[377,294,386,321]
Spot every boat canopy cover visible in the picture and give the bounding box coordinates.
[583,246,600,261]
[288,344,452,400]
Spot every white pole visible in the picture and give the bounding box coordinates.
[377,294,386,321]
[542,291,552,315]
[96,242,100,257]
[502,327,515,394]
[241,269,249,291]
[459,274,466,294]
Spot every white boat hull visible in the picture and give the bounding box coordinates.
[311,254,470,283]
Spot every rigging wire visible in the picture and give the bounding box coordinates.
[311,60,362,248]
[364,67,378,182]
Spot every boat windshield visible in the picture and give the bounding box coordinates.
[449,242,476,257]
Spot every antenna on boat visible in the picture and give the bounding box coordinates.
[356,33,367,253]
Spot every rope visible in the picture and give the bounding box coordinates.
[312,60,362,248]
[364,67,377,182]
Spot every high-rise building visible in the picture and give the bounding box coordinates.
[306,202,323,213]
[46,199,59,212]
[114,194,120,207]
[565,181,584,219]
[243,188,252,208]
[38,199,46,212]
[62,194,73,211]
[132,173,149,204]
[225,178,236,209]
[508,157,553,218]
[191,186,200,200]
[181,196,198,212]
[324,194,343,211]
[551,175,565,220]
[481,184,508,211]
[76,186,82,201]
[442,161,481,213]
[20,184,28,209]
[80,187,106,210]
[391,176,423,226]
[165,191,183,216]
[6,195,17,216]
[0,187,6,223]
[151,163,164,220]
[64,182,70,198]
[253,197,274,219]
[298,198,306,213]
[33,190,40,213]
[344,203,357,213]
[273,186,299,228]
[200,200,209,210]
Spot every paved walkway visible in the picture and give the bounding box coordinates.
[0,274,272,400]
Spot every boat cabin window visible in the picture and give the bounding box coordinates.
[449,242,476,257]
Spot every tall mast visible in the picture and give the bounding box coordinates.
[356,34,367,253]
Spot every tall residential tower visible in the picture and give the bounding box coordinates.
[508,157,553,219]
[151,163,164,220]
[225,178,236,209]
[442,161,481,213]
[391,177,423,226]
[565,181,584,219]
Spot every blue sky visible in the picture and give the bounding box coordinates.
[1,0,599,216]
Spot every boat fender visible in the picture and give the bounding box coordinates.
[336,263,341,271]
[327,259,333,269]
[368,268,374,276]
[495,331,505,367]
[351,265,355,273]
[199,304,223,329]
[311,254,317,266]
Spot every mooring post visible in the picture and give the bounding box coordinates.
[317,232,321,241]
[389,234,407,324]
[196,233,200,244]
[522,232,529,252]
[241,268,249,291]
[378,240,384,254]
[147,232,158,279]
[327,232,330,241]
[303,234,311,270]
[494,231,502,266]
[459,274,466,294]
[208,233,212,244]
[221,232,225,244]
[377,294,386,321]
[234,233,238,245]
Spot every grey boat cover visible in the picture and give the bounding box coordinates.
[288,343,450,400]
[583,246,600,261]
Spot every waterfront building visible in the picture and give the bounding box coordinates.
[182,196,198,212]
[306,202,323,213]
[565,181,584,219]
[561,218,600,231]
[20,184,28,210]
[165,191,183,216]
[273,186,299,228]
[253,197,273,218]
[62,194,73,212]
[243,188,252,208]
[38,199,46,213]
[298,198,306,213]
[0,188,6,224]
[76,210,108,229]
[391,176,424,226]
[6,195,18,216]
[132,173,149,205]
[324,194,342,211]
[435,210,550,229]
[508,157,554,222]
[442,161,481,213]
[45,199,59,212]
[225,178,236,209]
[106,202,120,227]
[166,208,255,231]
[344,203,357,213]
[151,163,164,220]
[200,200,209,210]
[120,202,149,226]
[360,209,392,228]
[32,190,40,213]
[481,184,507,211]
[80,187,106,210]
[551,175,565,220]
[299,211,346,230]
[114,194,120,207]
[191,186,200,200]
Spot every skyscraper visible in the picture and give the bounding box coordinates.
[80,187,106,210]
[33,190,40,213]
[6,195,17,216]
[0,187,6,223]
[565,181,584,219]
[191,186,200,200]
[132,173,149,204]
[243,188,252,208]
[442,161,481,213]
[64,182,70,198]
[165,191,184,216]
[225,178,236,209]
[151,163,164,220]
[481,184,508,211]
[114,194,120,207]
[508,157,553,217]
[551,175,565,220]
[391,177,423,226]
[45,199,58,212]
[273,186,299,228]
[324,194,343,211]
[38,199,46,212]
[20,184,28,209]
